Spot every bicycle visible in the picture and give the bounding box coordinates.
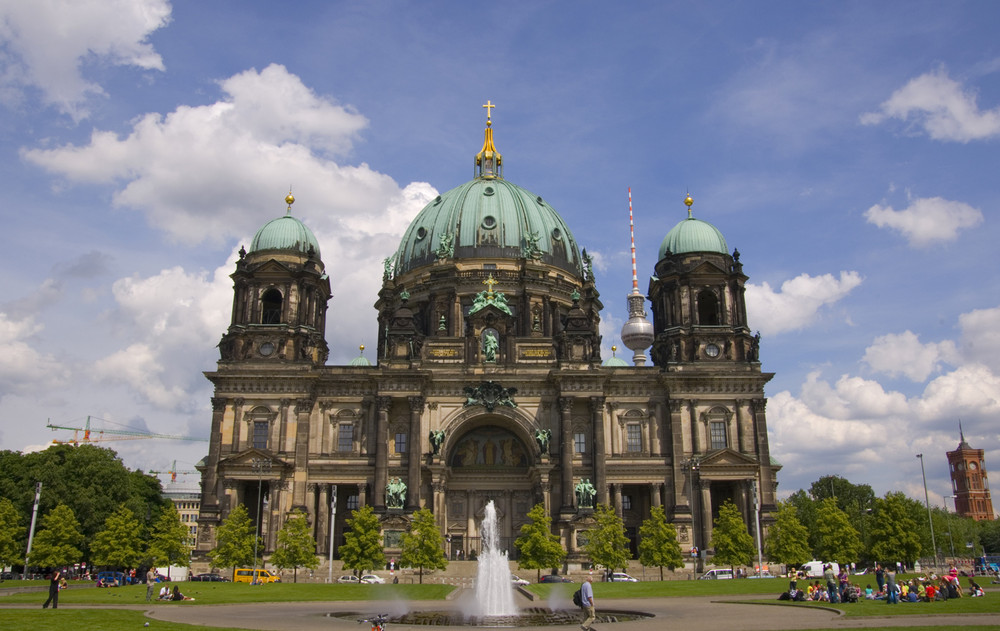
[358,614,389,631]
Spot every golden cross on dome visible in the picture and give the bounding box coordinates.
[483,274,498,295]
[483,100,495,125]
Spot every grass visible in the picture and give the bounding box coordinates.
[0,609,247,631]
[529,576,789,599]
[788,594,1000,617]
[0,581,454,605]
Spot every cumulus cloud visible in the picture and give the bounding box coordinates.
[0,312,68,399]
[864,196,983,247]
[862,331,959,382]
[0,0,171,119]
[913,363,1000,422]
[860,69,1000,142]
[23,64,383,246]
[958,306,1000,371]
[745,271,862,335]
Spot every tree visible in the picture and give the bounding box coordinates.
[515,503,566,581]
[0,497,25,569]
[270,509,319,583]
[868,492,921,566]
[399,508,447,583]
[147,502,192,577]
[711,500,754,570]
[764,501,812,568]
[0,445,169,562]
[28,503,83,570]
[339,505,386,575]
[91,504,144,570]
[813,498,861,564]
[583,504,630,572]
[209,504,256,575]
[637,505,683,580]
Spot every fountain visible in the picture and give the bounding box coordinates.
[474,500,518,617]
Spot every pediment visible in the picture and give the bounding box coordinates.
[218,448,291,475]
[689,260,730,276]
[699,448,758,468]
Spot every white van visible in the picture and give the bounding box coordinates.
[800,561,839,578]
[698,568,734,580]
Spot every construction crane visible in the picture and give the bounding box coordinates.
[46,416,208,445]
[149,460,199,482]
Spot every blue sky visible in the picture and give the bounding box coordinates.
[1,1,998,511]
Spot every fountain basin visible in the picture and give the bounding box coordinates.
[329,608,654,627]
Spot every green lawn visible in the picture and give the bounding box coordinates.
[0,581,454,605]
[530,576,788,599]
[0,609,247,631]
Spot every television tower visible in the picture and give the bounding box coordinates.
[620,188,654,365]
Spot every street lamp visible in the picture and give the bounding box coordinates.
[250,458,271,584]
[685,457,701,572]
[943,495,957,559]
[916,454,939,570]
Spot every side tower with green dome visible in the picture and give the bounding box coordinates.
[217,193,331,365]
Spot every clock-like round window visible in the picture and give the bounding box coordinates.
[705,343,720,358]
[970,462,978,470]
[259,342,275,357]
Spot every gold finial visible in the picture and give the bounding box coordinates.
[684,193,693,218]
[612,345,618,356]
[285,190,295,214]
[483,274,498,296]
[483,100,495,126]
[359,344,365,353]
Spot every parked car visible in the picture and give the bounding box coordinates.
[191,573,229,582]
[360,574,385,584]
[337,575,360,584]
[609,572,638,582]
[540,574,573,583]
[511,575,529,586]
[747,570,774,578]
[698,569,734,580]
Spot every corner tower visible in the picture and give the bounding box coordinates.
[218,193,331,365]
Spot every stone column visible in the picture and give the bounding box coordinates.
[699,479,713,553]
[590,396,607,505]
[613,483,623,519]
[651,483,662,507]
[358,483,367,508]
[374,396,391,510]
[292,398,313,509]
[278,399,291,452]
[203,397,226,509]
[231,398,245,452]
[559,397,575,512]
[406,396,425,511]
[466,490,476,549]
[317,484,330,554]
[735,399,746,453]
[688,400,700,454]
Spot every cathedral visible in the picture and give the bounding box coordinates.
[193,107,779,571]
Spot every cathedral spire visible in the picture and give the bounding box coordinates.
[475,100,503,179]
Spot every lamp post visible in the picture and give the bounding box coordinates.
[328,484,337,583]
[250,458,271,584]
[752,478,763,577]
[943,495,957,559]
[916,454,939,570]
[685,457,701,572]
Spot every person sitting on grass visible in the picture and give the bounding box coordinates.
[170,585,194,601]
[969,579,984,597]
[158,585,170,600]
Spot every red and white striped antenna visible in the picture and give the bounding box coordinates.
[628,187,639,293]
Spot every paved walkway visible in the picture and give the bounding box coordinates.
[138,591,1000,631]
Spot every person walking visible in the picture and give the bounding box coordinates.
[823,564,838,604]
[146,568,157,602]
[42,569,61,609]
[580,576,596,631]
[885,565,898,605]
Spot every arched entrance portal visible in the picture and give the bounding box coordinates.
[443,423,537,560]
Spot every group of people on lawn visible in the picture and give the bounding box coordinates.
[785,562,985,603]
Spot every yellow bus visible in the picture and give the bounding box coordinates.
[233,568,281,584]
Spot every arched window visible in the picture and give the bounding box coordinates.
[261,288,283,324]
[698,290,720,325]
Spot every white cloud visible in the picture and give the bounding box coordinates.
[913,363,1000,422]
[862,331,959,382]
[0,0,171,119]
[860,69,1000,142]
[0,312,68,398]
[958,306,1000,371]
[746,271,862,335]
[864,196,983,247]
[23,64,388,247]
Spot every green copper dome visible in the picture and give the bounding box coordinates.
[658,216,728,258]
[348,345,372,366]
[394,118,582,277]
[249,194,321,257]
